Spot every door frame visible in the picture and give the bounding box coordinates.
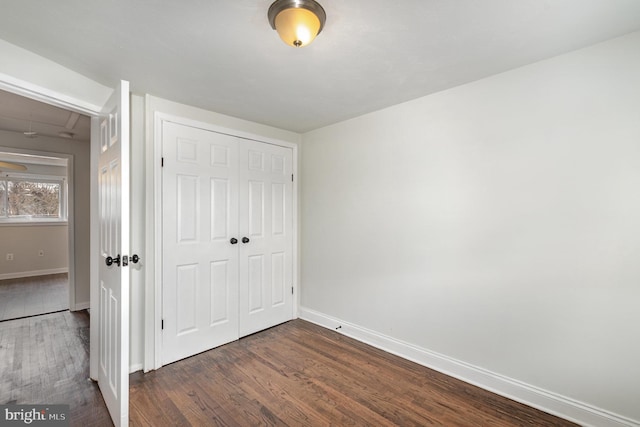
[0,77,106,380]
[146,111,299,370]
[0,82,97,318]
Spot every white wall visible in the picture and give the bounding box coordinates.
[301,31,640,425]
[0,131,91,306]
[0,39,112,113]
[0,225,68,279]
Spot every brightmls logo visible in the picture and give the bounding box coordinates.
[1,405,69,426]
[4,408,45,424]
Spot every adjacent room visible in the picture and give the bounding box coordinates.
[0,1,638,426]
[0,149,70,321]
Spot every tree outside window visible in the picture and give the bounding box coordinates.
[0,180,5,217]
[0,177,66,222]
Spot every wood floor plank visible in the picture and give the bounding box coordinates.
[269,324,481,426]
[129,319,577,427]
[0,310,112,427]
[5,312,578,426]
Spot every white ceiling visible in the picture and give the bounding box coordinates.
[1,0,640,133]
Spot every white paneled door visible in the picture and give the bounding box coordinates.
[97,80,130,427]
[161,122,294,365]
[161,122,240,365]
[238,140,294,337]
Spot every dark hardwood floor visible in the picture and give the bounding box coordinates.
[129,320,577,426]
[0,310,112,426]
[2,312,577,426]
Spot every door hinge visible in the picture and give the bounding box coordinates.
[161,319,164,330]
[291,286,294,295]
[291,174,294,182]
[161,157,164,167]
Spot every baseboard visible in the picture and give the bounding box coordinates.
[0,268,68,281]
[129,363,143,374]
[299,307,639,427]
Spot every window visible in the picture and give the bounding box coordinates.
[0,180,5,216]
[0,174,67,223]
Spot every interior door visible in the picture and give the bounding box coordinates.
[238,140,294,337]
[161,122,240,365]
[97,80,130,427]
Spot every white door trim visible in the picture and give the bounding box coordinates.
[0,76,107,383]
[0,77,103,116]
[147,112,299,370]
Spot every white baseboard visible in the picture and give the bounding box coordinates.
[129,363,143,374]
[0,268,68,281]
[299,307,639,427]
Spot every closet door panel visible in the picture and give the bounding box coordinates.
[239,141,294,337]
[162,122,240,365]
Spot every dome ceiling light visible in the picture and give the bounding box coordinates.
[268,0,326,48]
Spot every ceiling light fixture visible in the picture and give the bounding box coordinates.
[268,0,326,48]
[23,120,38,138]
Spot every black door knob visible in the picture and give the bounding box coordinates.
[106,254,121,267]
[242,237,250,244]
[230,238,238,244]
[131,254,140,264]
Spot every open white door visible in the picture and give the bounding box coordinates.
[96,80,130,427]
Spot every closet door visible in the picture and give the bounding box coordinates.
[161,122,240,365]
[238,140,294,337]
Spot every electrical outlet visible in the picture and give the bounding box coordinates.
[38,250,45,257]
[6,253,13,261]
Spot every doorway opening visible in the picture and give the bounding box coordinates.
[0,150,74,321]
